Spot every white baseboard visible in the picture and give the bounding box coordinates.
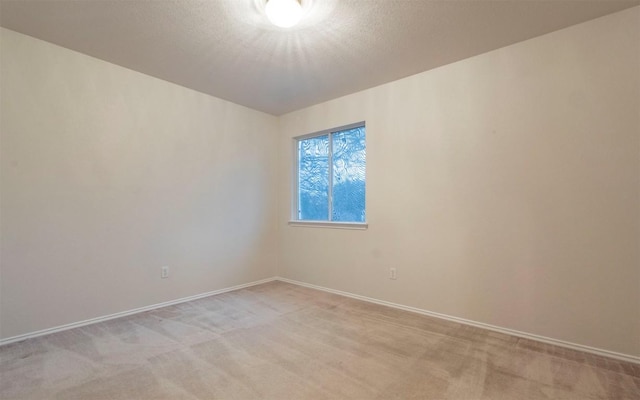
[2,275,638,365]
[275,277,640,365]
[0,277,277,347]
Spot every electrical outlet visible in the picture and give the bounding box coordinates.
[389,267,397,280]
[161,266,169,279]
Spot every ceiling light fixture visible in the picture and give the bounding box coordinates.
[265,0,303,28]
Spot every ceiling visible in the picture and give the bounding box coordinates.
[1,0,638,115]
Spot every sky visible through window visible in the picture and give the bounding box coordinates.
[298,126,365,222]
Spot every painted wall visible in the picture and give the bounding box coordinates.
[278,8,640,357]
[0,28,279,339]
[2,7,639,359]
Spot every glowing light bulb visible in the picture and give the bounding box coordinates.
[265,0,303,28]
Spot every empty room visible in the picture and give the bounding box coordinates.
[1,0,639,399]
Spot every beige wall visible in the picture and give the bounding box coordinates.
[0,28,279,339]
[1,7,638,359]
[278,8,640,357]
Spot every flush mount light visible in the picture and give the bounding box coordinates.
[265,0,303,28]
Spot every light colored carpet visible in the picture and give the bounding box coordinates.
[0,281,638,399]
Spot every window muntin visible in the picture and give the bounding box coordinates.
[296,124,365,223]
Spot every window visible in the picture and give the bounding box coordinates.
[294,123,366,225]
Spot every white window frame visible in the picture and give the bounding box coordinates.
[289,122,368,230]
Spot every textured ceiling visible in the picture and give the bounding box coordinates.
[1,0,638,115]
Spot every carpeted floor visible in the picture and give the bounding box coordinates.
[0,281,638,399]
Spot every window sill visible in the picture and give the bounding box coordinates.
[288,221,368,230]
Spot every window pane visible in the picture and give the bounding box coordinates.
[298,135,329,220]
[332,127,366,222]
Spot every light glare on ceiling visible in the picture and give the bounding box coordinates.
[265,0,303,28]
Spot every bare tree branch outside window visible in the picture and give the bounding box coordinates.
[298,126,365,222]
